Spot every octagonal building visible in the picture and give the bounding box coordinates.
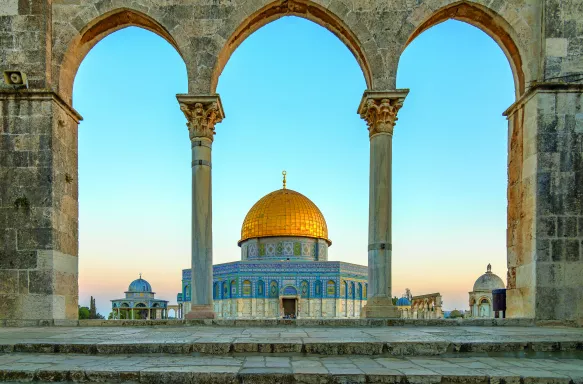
[178,175,367,319]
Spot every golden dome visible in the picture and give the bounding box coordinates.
[239,188,330,245]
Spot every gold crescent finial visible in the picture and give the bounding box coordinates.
[282,170,287,189]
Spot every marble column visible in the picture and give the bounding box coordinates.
[177,94,225,319]
[358,90,408,318]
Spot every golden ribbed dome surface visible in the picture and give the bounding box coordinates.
[239,189,330,245]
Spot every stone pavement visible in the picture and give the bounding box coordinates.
[1,353,583,383]
[0,326,583,356]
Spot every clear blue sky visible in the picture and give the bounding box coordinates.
[73,17,514,316]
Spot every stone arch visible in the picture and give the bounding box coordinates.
[57,7,186,104]
[478,296,492,317]
[400,1,527,97]
[211,0,375,93]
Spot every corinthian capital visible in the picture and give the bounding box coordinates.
[177,94,225,142]
[357,90,409,138]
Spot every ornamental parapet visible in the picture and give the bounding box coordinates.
[177,94,225,142]
[357,90,409,138]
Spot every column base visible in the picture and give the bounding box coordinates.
[362,297,401,319]
[184,305,215,319]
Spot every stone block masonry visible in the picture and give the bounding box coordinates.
[0,90,81,321]
[0,0,582,323]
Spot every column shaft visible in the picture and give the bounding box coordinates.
[368,133,393,300]
[177,94,224,320]
[192,138,213,308]
[358,90,408,318]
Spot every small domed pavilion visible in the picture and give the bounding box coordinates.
[111,275,169,320]
[468,264,505,318]
[178,172,368,319]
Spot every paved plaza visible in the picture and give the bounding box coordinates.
[1,353,583,383]
[1,326,583,355]
[0,326,582,382]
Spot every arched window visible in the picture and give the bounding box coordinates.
[301,280,309,298]
[357,283,362,300]
[327,280,336,297]
[230,280,237,298]
[350,282,355,300]
[222,282,228,298]
[184,285,190,299]
[257,280,265,297]
[213,282,219,300]
[341,280,347,297]
[314,280,322,298]
[364,284,367,299]
[269,280,279,298]
[242,280,252,297]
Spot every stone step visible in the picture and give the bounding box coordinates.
[1,326,582,357]
[0,353,582,383]
[1,318,539,328]
[4,339,583,356]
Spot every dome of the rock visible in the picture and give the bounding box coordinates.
[239,188,330,245]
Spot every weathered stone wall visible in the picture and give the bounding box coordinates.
[543,0,583,80]
[503,0,583,324]
[0,0,51,88]
[0,0,581,323]
[0,91,80,320]
[507,88,583,323]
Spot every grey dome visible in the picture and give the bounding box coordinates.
[128,277,152,292]
[473,264,505,291]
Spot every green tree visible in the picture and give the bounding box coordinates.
[449,310,464,319]
[392,296,398,305]
[78,306,90,319]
